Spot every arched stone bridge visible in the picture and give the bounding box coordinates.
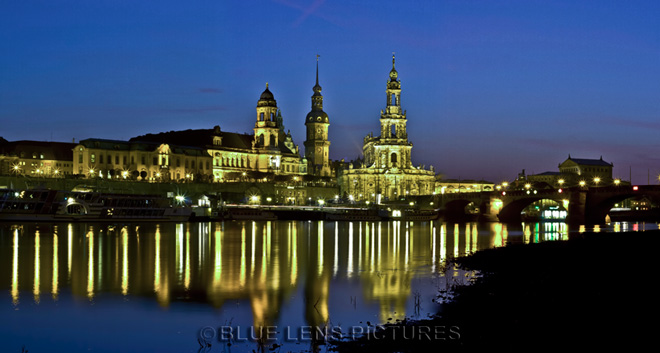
[413,185,660,225]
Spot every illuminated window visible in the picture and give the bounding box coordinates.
[91,154,96,163]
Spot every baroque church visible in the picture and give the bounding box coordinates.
[337,55,436,202]
[70,61,333,183]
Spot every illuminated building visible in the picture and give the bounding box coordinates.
[558,156,613,186]
[73,139,212,181]
[304,56,332,177]
[125,85,307,182]
[338,55,435,201]
[0,140,76,177]
[525,156,615,188]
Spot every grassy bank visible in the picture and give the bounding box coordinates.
[332,230,658,352]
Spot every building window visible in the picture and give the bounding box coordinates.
[115,155,119,164]
[91,154,96,163]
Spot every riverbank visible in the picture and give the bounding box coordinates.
[332,230,658,352]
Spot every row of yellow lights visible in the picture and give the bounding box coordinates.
[494,177,623,190]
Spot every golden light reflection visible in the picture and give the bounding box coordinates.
[453,223,459,257]
[154,226,161,294]
[431,225,436,272]
[318,221,324,275]
[270,225,280,289]
[52,232,59,300]
[333,223,339,276]
[261,223,266,283]
[523,223,531,244]
[439,223,446,263]
[176,224,184,286]
[185,227,191,290]
[240,225,246,287]
[405,222,410,270]
[347,222,354,277]
[121,227,129,295]
[67,224,72,279]
[214,225,222,282]
[465,223,470,255]
[291,222,298,285]
[11,228,19,305]
[251,222,256,278]
[358,223,364,273]
[154,225,170,306]
[87,228,94,300]
[0,221,585,336]
[34,230,40,303]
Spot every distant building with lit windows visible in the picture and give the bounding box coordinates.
[525,156,616,188]
[338,55,435,202]
[72,139,212,181]
[0,140,76,177]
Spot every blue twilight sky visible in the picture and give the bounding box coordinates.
[1,0,659,183]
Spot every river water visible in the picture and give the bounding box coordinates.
[0,220,657,352]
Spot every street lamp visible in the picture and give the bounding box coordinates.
[593,177,601,186]
[579,180,586,187]
[614,179,621,186]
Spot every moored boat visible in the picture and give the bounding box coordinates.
[0,188,192,222]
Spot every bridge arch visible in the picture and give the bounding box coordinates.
[587,190,660,224]
[498,196,565,223]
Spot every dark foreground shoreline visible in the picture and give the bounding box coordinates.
[331,230,658,352]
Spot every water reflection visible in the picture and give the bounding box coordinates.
[1,220,657,350]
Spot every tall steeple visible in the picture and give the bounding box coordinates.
[304,55,331,177]
[311,54,324,111]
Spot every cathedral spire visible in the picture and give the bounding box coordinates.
[313,55,322,94]
[316,55,320,86]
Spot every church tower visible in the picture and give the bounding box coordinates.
[364,54,412,170]
[304,56,331,176]
[254,83,280,150]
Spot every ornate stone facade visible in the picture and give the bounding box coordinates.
[338,55,435,202]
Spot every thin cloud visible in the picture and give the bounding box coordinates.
[274,0,342,28]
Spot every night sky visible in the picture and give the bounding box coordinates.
[2,0,659,184]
